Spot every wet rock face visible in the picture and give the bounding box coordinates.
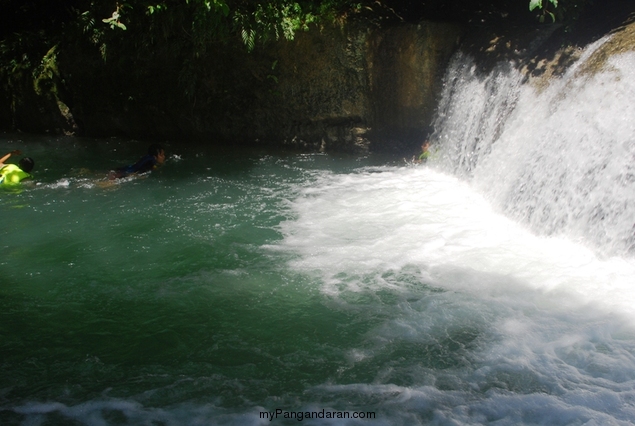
[218,21,462,153]
[243,24,376,152]
[254,22,459,152]
[4,21,461,153]
[366,23,462,152]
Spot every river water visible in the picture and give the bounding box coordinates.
[2,35,635,426]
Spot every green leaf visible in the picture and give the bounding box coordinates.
[529,0,542,11]
[220,2,230,16]
[241,28,255,52]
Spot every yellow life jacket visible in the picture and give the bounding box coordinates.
[0,164,31,185]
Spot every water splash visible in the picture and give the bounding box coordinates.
[430,35,635,257]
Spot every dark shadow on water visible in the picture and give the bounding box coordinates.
[1,132,405,187]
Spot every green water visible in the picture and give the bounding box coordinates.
[3,134,635,425]
[0,135,403,424]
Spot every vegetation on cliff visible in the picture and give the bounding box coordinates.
[0,1,379,130]
[0,0,607,142]
[0,0,593,88]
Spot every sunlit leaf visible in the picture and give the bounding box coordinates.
[529,0,543,11]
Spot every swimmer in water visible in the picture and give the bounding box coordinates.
[108,144,165,180]
[0,150,35,185]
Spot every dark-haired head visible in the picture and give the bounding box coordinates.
[19,157,34,173]
[148,144,163,157]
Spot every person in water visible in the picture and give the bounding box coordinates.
[413,140,431,164]
[0,150,35,185]
[109,143,165,180]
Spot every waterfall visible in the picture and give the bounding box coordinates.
[430,34,635,257]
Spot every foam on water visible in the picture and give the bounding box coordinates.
[266,32,635,423]
[4,154,635,425]
[277,166,635,316]
[273,164,635,424]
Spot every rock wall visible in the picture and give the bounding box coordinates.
[2,21,462,153]
[253,21,462,152]
[366,23,462,151]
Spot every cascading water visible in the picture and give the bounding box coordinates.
[430,35,635,257]
[268,30,635,424]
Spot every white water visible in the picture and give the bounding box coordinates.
[280,166,635,316]
[274,164,635,424]
[431,36,635,257]
[271,33,635,424]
